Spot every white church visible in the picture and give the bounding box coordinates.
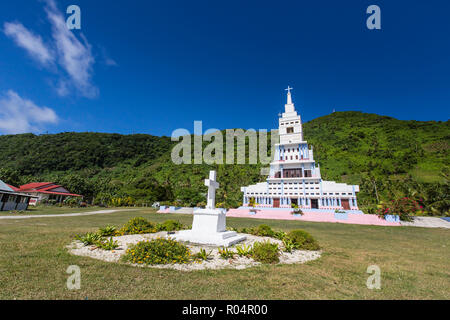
[240,88,360,210]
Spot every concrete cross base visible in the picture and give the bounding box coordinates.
[172,208,246,247]
[172,229,247,247]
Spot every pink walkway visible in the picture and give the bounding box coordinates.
[226,208,401,227]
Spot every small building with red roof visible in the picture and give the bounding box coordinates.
[0,180,37,211]
[17,182,82,205]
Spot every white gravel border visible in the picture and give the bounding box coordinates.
[67,231,321,271]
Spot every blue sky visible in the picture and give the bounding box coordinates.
[0,0,449,137]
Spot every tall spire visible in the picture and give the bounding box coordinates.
[285,86,293,104]
[284,86,295,113]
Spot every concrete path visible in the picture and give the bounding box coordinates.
[400,217,450,229]
[0,209,138,220]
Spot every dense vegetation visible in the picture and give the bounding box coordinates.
[0,112,448,215]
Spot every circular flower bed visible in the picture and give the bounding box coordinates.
[67,218,322,271]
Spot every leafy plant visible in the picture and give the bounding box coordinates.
[98,225,117,237]
[251,241,280,264]
[254,224,276,237]
[195,248,212,261]
[282,238,296,253]
[96,237,119,250]
[273,230,287,240]
[156,220,184,232]
[376,198,420,222]
[218,247,235,259]
[286,230,320,251]
[235,244,253,257]
[118,217,157,235]
[291,205,303,215]
[122,238,191,265]
[75,232,102,246]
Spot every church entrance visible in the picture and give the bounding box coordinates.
[273,198,280,208]
[341,199,350,210]
[311,199,319,209]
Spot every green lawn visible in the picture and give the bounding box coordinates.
[0,208,448,300]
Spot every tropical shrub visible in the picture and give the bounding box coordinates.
[254,224,276,237]
[156,220,184,232]
[98,225,117,237]
[251,241,280,264]
[218,247,235,259]
[119,217,157,235]
[122,238,191,265]
[273,230,287,240]
[195,248,212,261]
[96,237,119,250]
[376,198,421,222]
[63,197,79,207]
[286,230,320,251]
[235,244,253,257]
[282,238,296,253]
[75,232,102,245]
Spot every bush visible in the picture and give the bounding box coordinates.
[119,217,157,235]
[254,225,276,237]
[251,241,279,264]
[286,230,320,251]
[218,247,235,259]
[235,244,253,257]
[273,230,287,240]
[75,232,102,245]
[98,225,117,237]
[195,248,212,261]
[96,237,119,250]
[156,220,184,232]
[376,198,420,222]
[122,238,191,265]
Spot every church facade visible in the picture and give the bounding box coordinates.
[240,88,359,210]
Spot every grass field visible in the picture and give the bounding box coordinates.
[0,208,448,299]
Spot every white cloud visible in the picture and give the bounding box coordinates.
[3,0,100,99]
[44,0,98,98]
[45,0,98,98]
[0,90,58,134]
[3,22,55,67]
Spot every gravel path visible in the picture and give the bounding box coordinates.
[0,209,139,220]
[67,232,321,271]
[400,217,450,229]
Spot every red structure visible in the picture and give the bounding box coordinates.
[17,182,82,205]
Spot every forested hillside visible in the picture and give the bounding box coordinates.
[0,112,448,215]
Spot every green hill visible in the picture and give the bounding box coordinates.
[0,112,448,215]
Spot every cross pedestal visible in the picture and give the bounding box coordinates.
[172,170,246,247]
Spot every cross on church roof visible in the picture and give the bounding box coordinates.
[285,86,293,94]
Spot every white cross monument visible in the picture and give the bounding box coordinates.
[205,171,219,209]
[173,170,246,247]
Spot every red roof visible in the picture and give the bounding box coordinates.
[18,182,82,197]
[6,184,19,191]
[19,182,54,191]
[25,190,82,197]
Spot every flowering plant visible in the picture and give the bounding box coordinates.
[377,197,423,222]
